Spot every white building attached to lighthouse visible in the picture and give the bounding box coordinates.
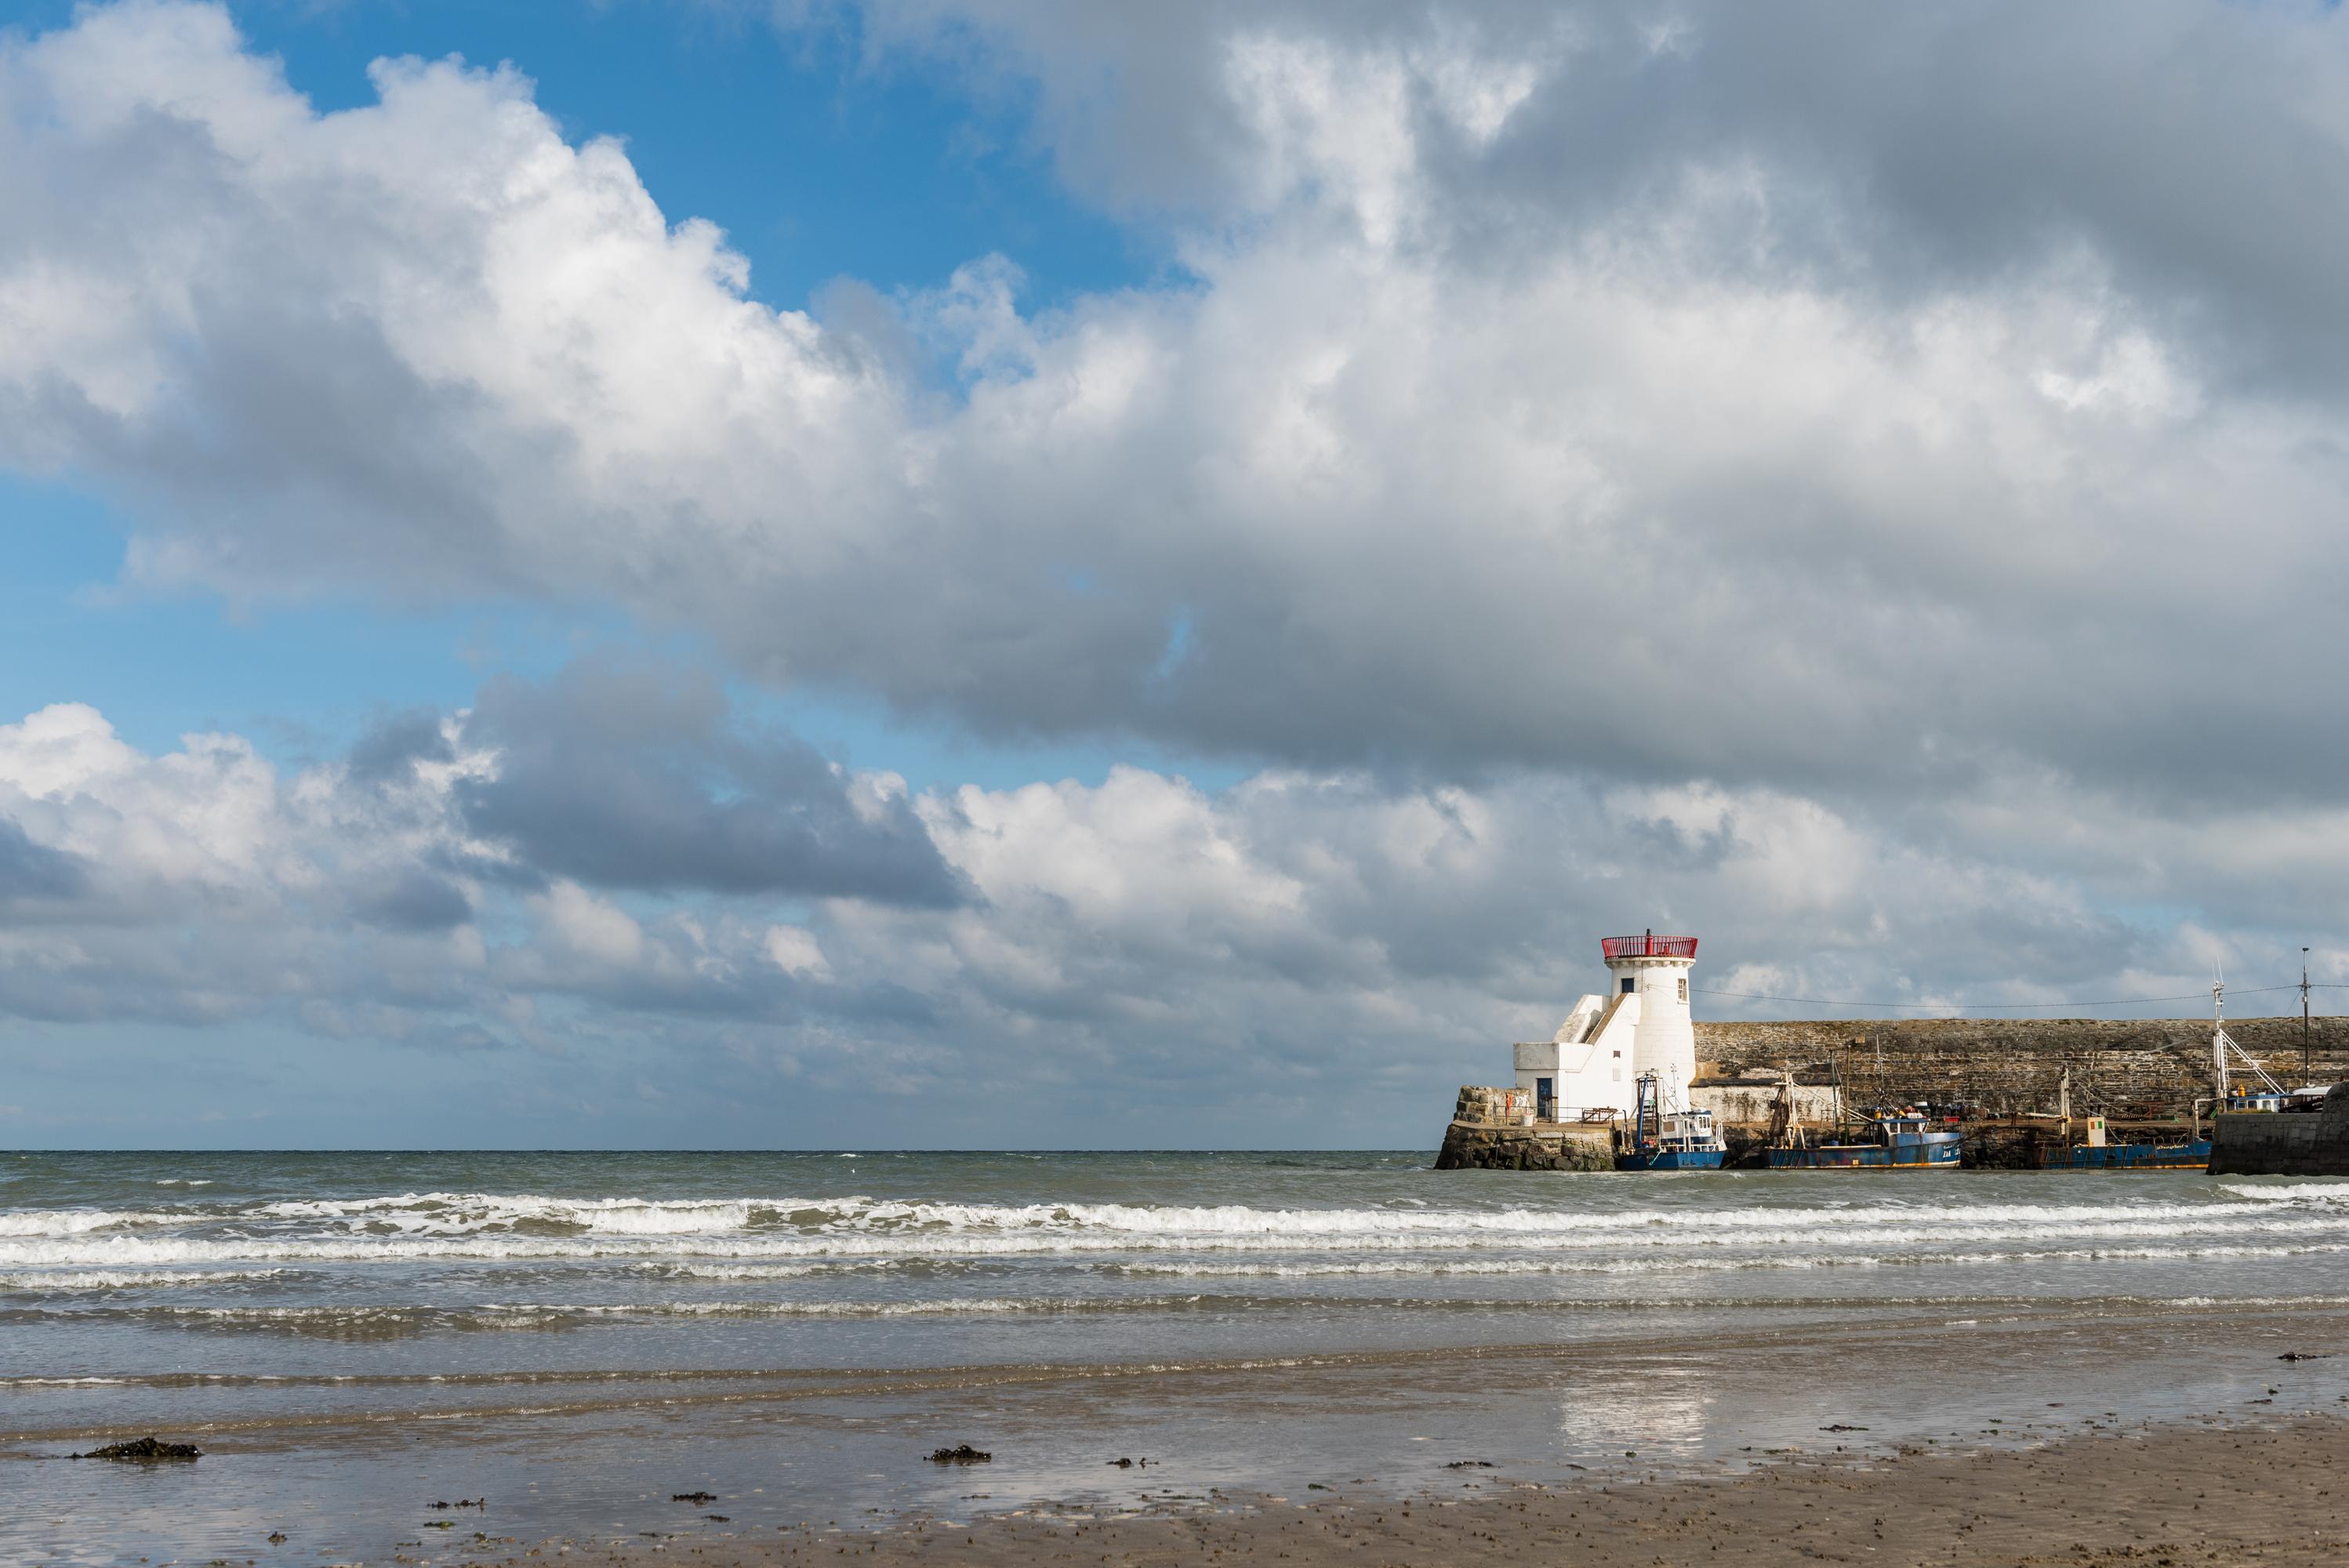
[1513,932,1700,1120]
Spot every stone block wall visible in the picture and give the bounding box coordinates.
[2211,1085,2349,1175]
[1437,1083,1615,1170]
[1453,1084,1534,1126]
[1435,1118,1614,1172]
[1694,1016,2349,1120]
[1692,1082,1842,1126]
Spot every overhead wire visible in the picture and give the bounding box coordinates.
[1693,984,2302,1013]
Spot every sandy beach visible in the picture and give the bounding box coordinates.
[470,1412,2349,1568]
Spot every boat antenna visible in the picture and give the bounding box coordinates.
[2213,960,2229,1102]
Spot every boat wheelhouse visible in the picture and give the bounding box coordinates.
[1615,1073,1727,1171]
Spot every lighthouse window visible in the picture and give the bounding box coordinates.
[1678,977,1688,1003]
[1621,977,1634,994]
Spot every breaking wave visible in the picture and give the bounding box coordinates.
[8,1189,2349,1269]
[9,1179,2349,1338]
[0,1268,290,1293]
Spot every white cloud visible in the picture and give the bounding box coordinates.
[763,924,833,980]
[3,691,2347,1139]
[5,2,2348,802]
[530,881,646,968]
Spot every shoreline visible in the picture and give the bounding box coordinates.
[13,1156,2349,1563]
[9,1294,2340,1450]
[470,1409,2349,1567]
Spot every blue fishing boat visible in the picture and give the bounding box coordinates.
[1767,1109,1962,1171]
[2036,1138,2210,1171]
[2026,1106,2209,1169]
[1615,1073,1726,1171]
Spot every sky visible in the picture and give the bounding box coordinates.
[3,0,2348,1149]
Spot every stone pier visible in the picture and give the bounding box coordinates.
[1436,1016,2345,1171]
[1432,1087,1614,1171]
[2211,1083,2349,1175]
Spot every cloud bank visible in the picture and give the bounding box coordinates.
[7,1,2347,796]
[3,0,2347,1140]
[2,672,2340,1141]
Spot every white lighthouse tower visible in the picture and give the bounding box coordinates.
[1512,930,1700,1121]
[1603,931,1699,1112]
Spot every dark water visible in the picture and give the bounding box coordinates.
[7,1150,2349,1563]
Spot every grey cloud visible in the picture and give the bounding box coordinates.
[347,708,455,787]
[2,687,2339,1144]
[349,868,473,932]
[454,659,964,906]
[852,1,2349,390]
[0,815,85,902]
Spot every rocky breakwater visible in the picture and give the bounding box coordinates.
[1433,1086,1614,1172]
[2211,1083,2349,1176]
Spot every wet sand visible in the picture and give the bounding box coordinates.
[14,1303,2349,1564]
[476,1412,2349,1568]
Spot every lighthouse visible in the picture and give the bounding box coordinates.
[1512,930,1700,1120]
[1603,931,1699,1112]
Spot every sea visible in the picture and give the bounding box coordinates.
[8,1150,2349,1563]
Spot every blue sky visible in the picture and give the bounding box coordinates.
[4,0,2348,1146]
[0,0,1174,789]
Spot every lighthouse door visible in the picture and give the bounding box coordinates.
[1536,1077,1554,1120]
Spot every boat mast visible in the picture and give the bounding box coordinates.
[2213,966,2229,1103]
[2210,963,2285,1101]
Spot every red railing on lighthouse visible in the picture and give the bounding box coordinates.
[1601,934,1697,960]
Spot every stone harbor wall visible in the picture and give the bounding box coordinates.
[1435,1018,2349,1171]
[2210,1085,2349,1175]
[1695,1015,2349,1119]
[1691,1081,1842,1126]
[1433,1086,1614,1171]
[1433,1120,1614,1171]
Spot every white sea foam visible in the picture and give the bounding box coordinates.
[2216,1181,2349,1203]
[8,1187,2348,1274]
[630,1261,902,1280]
[1096,1241,2349,1277]
[12,1187,2337,1244]
[0,1267,289,1292]
[9,1207,2349,1270]
[36,1283,2349,1330]
[67,1296,1208,1326]
[0,1210,166,1237]
[243,1192,796,1235]
[474,1296,1202,1318]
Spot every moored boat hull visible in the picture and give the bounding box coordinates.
[2036,1140,2210,1171]
[1767,1133,1962,1170]
[1614,1147,1727,1171]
